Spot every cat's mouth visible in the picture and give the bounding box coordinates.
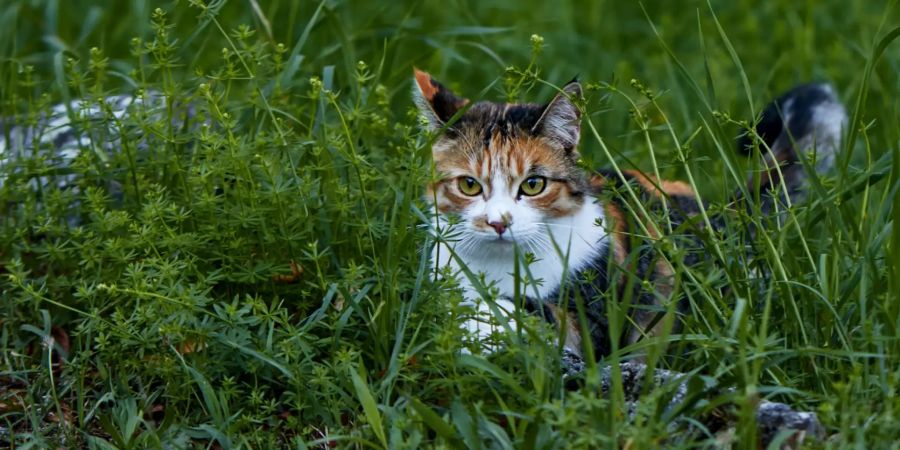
[470,231,513,243]
[485,233,517,244]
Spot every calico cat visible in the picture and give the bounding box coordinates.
[413,69,846,359]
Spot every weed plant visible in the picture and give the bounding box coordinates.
[1,0,898,448]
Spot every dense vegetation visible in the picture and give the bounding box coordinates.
[1,0,898,447]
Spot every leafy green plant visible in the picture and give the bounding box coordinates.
[1,0,898,448]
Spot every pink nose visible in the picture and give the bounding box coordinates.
[488,221,507,235]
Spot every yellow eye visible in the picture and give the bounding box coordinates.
[520,176,546,196]
[457,177,483,196]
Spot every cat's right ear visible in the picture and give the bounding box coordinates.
[412,69,468,131]
[533,79,582,151]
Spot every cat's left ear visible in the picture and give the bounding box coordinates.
[534,80,582,151]
[412,69,469,131]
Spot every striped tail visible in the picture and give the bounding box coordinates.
[736,83,847,215]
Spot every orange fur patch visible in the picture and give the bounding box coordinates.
[592,175,629,267]
[546,303,583,356]
[627,256,676,345]
[530,182,581,217]
[622,170,695,198]
[414,69,438,101]
[607,208,628,267]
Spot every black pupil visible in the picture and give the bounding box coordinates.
[466,178,475,188]
[529,178,538,189]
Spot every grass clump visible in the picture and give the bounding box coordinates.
[1,0,899,448]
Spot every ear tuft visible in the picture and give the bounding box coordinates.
[412,69,468,131]
[533,81,582,150]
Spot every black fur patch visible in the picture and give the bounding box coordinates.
[451,102,547,139]
[738,83,835,157]
[429,80,468,124]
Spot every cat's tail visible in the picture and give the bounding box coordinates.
[736,83,847,215]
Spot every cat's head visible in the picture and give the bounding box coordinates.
[414,69,589,248]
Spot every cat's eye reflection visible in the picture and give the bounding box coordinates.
[457,176,483,196]
[519,176,546,196]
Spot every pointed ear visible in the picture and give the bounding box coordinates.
[412,69,469,131]
[533,80,582,150]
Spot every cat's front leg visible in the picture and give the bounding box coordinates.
[459,287,518,354]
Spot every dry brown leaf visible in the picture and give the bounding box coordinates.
[51,326,70,355]
[272,260,304,283]
[179,339,207,354]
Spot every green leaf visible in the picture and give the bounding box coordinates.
[349,363,387,448]
[409,398,463,447]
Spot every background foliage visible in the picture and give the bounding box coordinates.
[1,0,898,447]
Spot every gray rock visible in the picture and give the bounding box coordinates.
[561,349,824,448]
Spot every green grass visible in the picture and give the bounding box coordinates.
[1,0,898,448]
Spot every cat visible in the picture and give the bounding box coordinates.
[413,69,846,359]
